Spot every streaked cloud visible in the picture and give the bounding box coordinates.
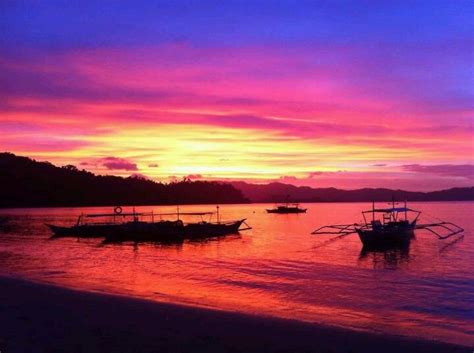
[402,164,474,180]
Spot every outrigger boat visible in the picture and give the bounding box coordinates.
[311,201,464,249]
[47,206,251,242]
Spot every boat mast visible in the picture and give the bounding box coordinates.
[392,196,395,222]
[76,214,83,226]
[372,200,375,222]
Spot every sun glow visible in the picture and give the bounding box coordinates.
[1,12,472,190]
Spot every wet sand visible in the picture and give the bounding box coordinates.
[0,276,469,353]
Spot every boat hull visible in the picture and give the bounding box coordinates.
[356,224,415,249]
[266,209,307,214]
[47,224,122,238]
[48,221,185,242]
[104,221,185,242]
[48,219,246,242]
[184,219,245,238]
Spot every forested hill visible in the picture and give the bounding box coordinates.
[0,153,248,208]
[230,181,474,203]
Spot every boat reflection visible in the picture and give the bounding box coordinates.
[0,215,14,233]
[186,233,242,245]
[102,237,184,247]
[133,240,184,252]
[438,234,464,254]
[98,232,243,248]
[359,245,411,270]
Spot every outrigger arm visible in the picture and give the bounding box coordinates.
[311,223,361,236]
[415,222,464,239]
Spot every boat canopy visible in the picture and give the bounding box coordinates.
[364,207,414,213]
[82,211,217,220]
[155,212,215,216]
[85,212,147,218]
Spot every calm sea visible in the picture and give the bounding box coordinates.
[0,202,473,345]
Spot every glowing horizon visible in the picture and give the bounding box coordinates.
[1,1,473,191]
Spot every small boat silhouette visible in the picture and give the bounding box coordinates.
[266,201,307,214]
[267,194,307,214]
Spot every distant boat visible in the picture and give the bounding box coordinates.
[312,200,464,249]
[266,203,307,214]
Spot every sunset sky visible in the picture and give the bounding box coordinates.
[1,1,473,190]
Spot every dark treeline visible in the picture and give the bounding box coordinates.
[1,153,472,208]
[0,153,248,208]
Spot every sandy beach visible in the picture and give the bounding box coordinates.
[0,276,469,353]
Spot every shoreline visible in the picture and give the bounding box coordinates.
[0,275,469,353]
[0,199,473,211]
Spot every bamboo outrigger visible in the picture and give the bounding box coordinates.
[311,200,464,249]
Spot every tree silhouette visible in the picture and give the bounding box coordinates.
[0,153,249,208]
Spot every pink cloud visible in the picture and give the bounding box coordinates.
[80,157,138,171]
[402,164,474,180]
[128,173,149,180]
[185,174,203,180]
[101,157,138,171]
[1,136,90,153]
[307,171,324,178]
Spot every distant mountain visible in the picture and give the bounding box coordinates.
[0,153,248,208]
[230,181,474,203]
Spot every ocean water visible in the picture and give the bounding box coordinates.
[0,202,473,346]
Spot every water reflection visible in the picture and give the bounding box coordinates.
[100,238,185,247]
[310,233,352,250]
[438,234,464,254]
[358,245,411,270]
[95,238,185,255]
[0,202,473,346]
[186,233,242,245]
[0,215,15,233]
